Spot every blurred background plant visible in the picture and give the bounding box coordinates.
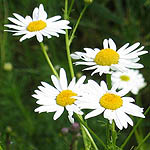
[0,0,149,149]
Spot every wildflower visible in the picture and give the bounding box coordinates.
[111,70,147,95]
[32,68,85,123]
[5,4,71,42]
[71,38,148,76]
[76,80,145,130]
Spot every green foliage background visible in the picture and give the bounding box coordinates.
[0,0,150,149]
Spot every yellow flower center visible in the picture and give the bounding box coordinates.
[27,20,47,32]
[94,48,120,66]
[120,75,130,81]
[100,93,123,110]
[56,90,77,107]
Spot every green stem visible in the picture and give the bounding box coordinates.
[75,114,107,149]
[1,0,8,67]
[81,123,98,150]
[106,74,111,90]
[69,4,88,46]
[64,0,75,78]
[68,0,75,16]
[106,121,110,145]
[134,93,144,150]
[111,121,117,149]
[121,106,150,149]
[135,130,144,150]
[135,132,150,150]
[40,42,58,78]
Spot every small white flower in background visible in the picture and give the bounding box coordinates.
[111,70,147,95]
[75,80,145,130]
[32,68,85,123]
[4,4,71,42]
[71,38,148,76]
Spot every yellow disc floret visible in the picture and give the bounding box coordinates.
[56,90,77,107]
[100,93,123,110]
[94,48,120,66]
[120,75,130,81]
[27,20,47,32]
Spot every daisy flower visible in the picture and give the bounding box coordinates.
[4,4,71,42]
[71,38,148,76]
[111,69,147,95]
[75,80,145,130]
[32,68,85,123]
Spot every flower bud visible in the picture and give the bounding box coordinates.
[61,127,69,135]
[70,122,80,133]
[84,0,93,4]
[3,62,13,71]
[6,126,12,133]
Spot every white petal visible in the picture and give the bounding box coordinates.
[117,88,130,97]
[8,17,26,26]
[122,97,135,103]
[36,32,43,42]
[41,82,59,95]
[25,16,32,24]
[13,13,26,23]
[113,112,123,130]
[116,110,128,128]
[51,75,62,91]
[35,105,57,113]
[53,107,64,120]
[38,4,47,20]
[68,110,74,123]
[109,38,116,50]
[46,16,61,22]
[117,43,130,53]
[119,108,133,126]
[4,24,25,30]
[19,32,35,42]
[12,31,28,36]
[68,77,76,90]
[32,7,39,21]
[59,68,68,90]
[100,81,108,92]
[103,39,108,49]
[85,108,104,119]
[74,76,86,90]
[104,109,114,122]
[123,42,140,55]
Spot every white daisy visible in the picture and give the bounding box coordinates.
[71,38,148,76]
[111,70,147,95]
[4,4,71,42]
[75,80,145,130]
[32,68,85,123]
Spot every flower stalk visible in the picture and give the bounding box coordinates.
[40,42,59,78]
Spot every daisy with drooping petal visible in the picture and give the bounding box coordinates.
[4,4,71,42]
[71,38,148,76]
[75,80,145,130]
[32,68,85,123]
[111,69,147,95]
